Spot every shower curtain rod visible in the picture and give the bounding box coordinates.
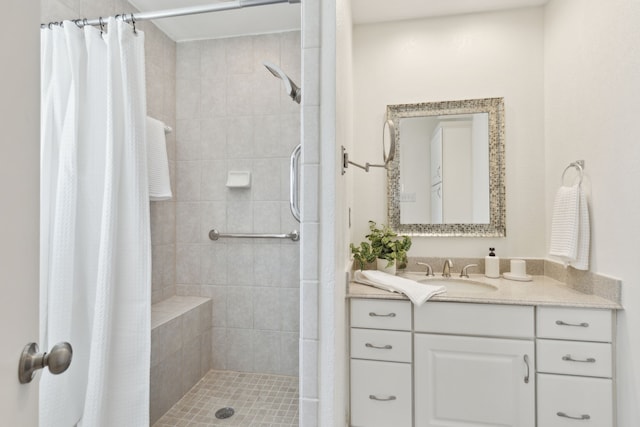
[42,0,300,28]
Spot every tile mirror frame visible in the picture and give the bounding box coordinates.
[386,97,506,237]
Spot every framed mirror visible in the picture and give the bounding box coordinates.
[386,97,505,237]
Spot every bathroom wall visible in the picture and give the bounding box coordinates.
[173,32,301,376]
[41,0,178,305]
[300,0,323,423]
[351,8,546,258]
[331,0,354,423]
[544,0,640,424]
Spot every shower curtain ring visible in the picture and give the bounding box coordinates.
[130,14,137,35]
[99,17,105,34]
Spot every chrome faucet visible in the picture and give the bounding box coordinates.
[460,263,478,278]
[417,262,435,277]
[442,259,454,278]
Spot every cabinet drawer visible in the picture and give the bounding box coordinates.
[351,329,411,363]
[350,359,412,427]
[537,374,613,427]
[351,299,411,331]
[537,306,612,342]
[414,302,534,338]
[537,339,612,378]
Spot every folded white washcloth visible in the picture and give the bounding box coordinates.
[353,270,446,306]
[146,116,172,201]
[549,184,590,270]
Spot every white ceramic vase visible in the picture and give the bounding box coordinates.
[376,258,396,275]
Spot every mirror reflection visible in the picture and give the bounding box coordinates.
[387,98,505,237]
[399,113,490,224]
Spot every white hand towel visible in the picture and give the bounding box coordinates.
[549,184,590,270]
[353,270,446,306]
[549,184,579,261]
[571,189,590,270]
[146,116,172,201]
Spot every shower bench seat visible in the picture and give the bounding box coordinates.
[150,296,213,425]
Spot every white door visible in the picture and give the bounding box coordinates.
[0,2,41,425]
[415,333,535,427]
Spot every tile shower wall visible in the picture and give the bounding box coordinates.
[41,0,178,305]
[174,31,301,377]
[300,0,322,424]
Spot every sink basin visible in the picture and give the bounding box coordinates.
[416,277,498,294]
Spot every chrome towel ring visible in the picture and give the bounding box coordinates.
[561,160,584,186]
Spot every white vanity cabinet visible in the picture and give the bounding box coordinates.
[350,299,413,427]
[348,297,617,427]
[536,307,615,426]
[414,302,535,427]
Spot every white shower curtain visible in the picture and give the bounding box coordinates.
[40,17,150,427]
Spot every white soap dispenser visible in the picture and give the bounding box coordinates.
[485,247,500,278]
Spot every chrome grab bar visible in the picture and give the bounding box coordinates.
[208,229,300,242]
[290,144,301,222]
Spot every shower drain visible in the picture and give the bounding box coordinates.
[215,407,235,419]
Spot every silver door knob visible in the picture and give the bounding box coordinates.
[18,342,73,384]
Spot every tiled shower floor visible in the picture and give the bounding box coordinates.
[153,370,299,427]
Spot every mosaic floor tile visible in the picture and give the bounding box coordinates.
[153,370,299,427]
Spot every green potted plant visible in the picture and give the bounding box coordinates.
[350,221,412,274]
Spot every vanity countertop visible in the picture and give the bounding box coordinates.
[348,273,622,309]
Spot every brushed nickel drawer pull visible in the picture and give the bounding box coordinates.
[369,312,396,317]
[369,394,397,402]
[562,354,596,363]
[365,343,393,350]
[557,411,591,420]
[523,354,530,384]
[556,320,589,327]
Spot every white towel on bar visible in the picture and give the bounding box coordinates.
[146,116,172,201]
[549,184,590,270]
[353,270,446,306]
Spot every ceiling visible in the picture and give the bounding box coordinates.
[127,0,549,42]
[351,0,550,24]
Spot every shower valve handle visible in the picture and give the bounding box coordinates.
[18,341,73,384]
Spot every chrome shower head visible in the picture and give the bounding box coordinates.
[263,61,301,104]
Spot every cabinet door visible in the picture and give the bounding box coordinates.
[415,334,535,427]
